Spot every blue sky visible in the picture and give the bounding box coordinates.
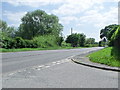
[1,0,119,41]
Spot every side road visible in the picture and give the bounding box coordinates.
[71,52,120,72]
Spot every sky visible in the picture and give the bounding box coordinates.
[1,0,119,42]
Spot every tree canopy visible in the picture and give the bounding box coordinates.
[66,33,86,47]
[86,38,95,45]
[0,20,16,38]
[17,10,63,39]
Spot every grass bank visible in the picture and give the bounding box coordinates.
[88,47,120,67]
[0,46,82,52]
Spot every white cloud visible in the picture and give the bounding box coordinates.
[60,16,78,24]
[3,0,65,7]
[79,7,118,28]
[52,0,119,16]
[52,0,94,16]
[3,11,27,27]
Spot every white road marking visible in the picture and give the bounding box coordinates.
[38,65,44,68]
[52,62,56,64]
[45,66,50,68]
[7,59,70,76]
[37,68,41,70]
[9,73,14,76]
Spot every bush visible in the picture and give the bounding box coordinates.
[2,38,16,49]
[56,37,64,46]
[1,35,64,49]
[14,37,26,48]
[33,35,58,48]
[61,41,71,47]
[111,47,120,60]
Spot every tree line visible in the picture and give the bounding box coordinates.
[0,9,97,49]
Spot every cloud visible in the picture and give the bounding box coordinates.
[3,0,65,7]
[79,7,118,28]
[60,16,78,24]
[52,0,119,16]
[3,11,27,27]
[52,0,94,16]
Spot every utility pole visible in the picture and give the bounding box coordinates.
[71,28,73,35]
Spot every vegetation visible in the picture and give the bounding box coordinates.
[65,33,86,47]
[100,24,120,59]
[88,24,120,67]
[0,9,98,52]
[88,47,120,67]
[0,46,82,52]
[16,10,63,39]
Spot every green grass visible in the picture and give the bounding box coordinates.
[88,47,120,67]
[0,46,82,52]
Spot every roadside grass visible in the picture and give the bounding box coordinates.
[88,47,120,67]
[0,46,82,52]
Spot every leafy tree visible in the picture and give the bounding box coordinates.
[100,24,120,59]
[17,10,63,39]
[78,33,86,47]
[86,38,95,45]
[111,26,120,48]
[100,24,119,46]
[66,33,86,47]
[66,33,79,47]
[0,20,7,31]
[0,20,16,38]
[0,20,16,47]
[56,36,64,46]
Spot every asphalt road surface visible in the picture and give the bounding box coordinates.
[2,47,102,74]
[2,47,119,88]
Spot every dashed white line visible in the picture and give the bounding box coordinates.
[38,65,44,68]
[45,66,50,68]
[7,59,70,76]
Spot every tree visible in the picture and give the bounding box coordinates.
[0,20,16,38]
[86,38,95,45]
[56,36,64,46]
[100,24,119,46]
[66,33,80,47]
[78,33,86,47]
[17,10,63,39]
[0,20,7,31]
[66,33,86,47]
[100,24,120,59]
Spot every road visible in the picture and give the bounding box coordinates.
[2,47,102,74]
[2,47,119,88]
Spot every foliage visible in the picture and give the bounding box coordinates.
[100,24,118,40]
[85,38,95,45]
[0,20,16,38]
[88,47,120,67]
[33,35,58,48]
[66,33,86,47]
[61,41,71,47]
[2,38,16,49]
[100,24,119,46]
[100,24,120,59]
[17,10,63,39]
[78,33,86,47]
[66,33,80,47]
[56,36,64,46]
[14,37,26,48]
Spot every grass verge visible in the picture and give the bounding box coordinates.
[88,47,120,67]
[0,46,82,52]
